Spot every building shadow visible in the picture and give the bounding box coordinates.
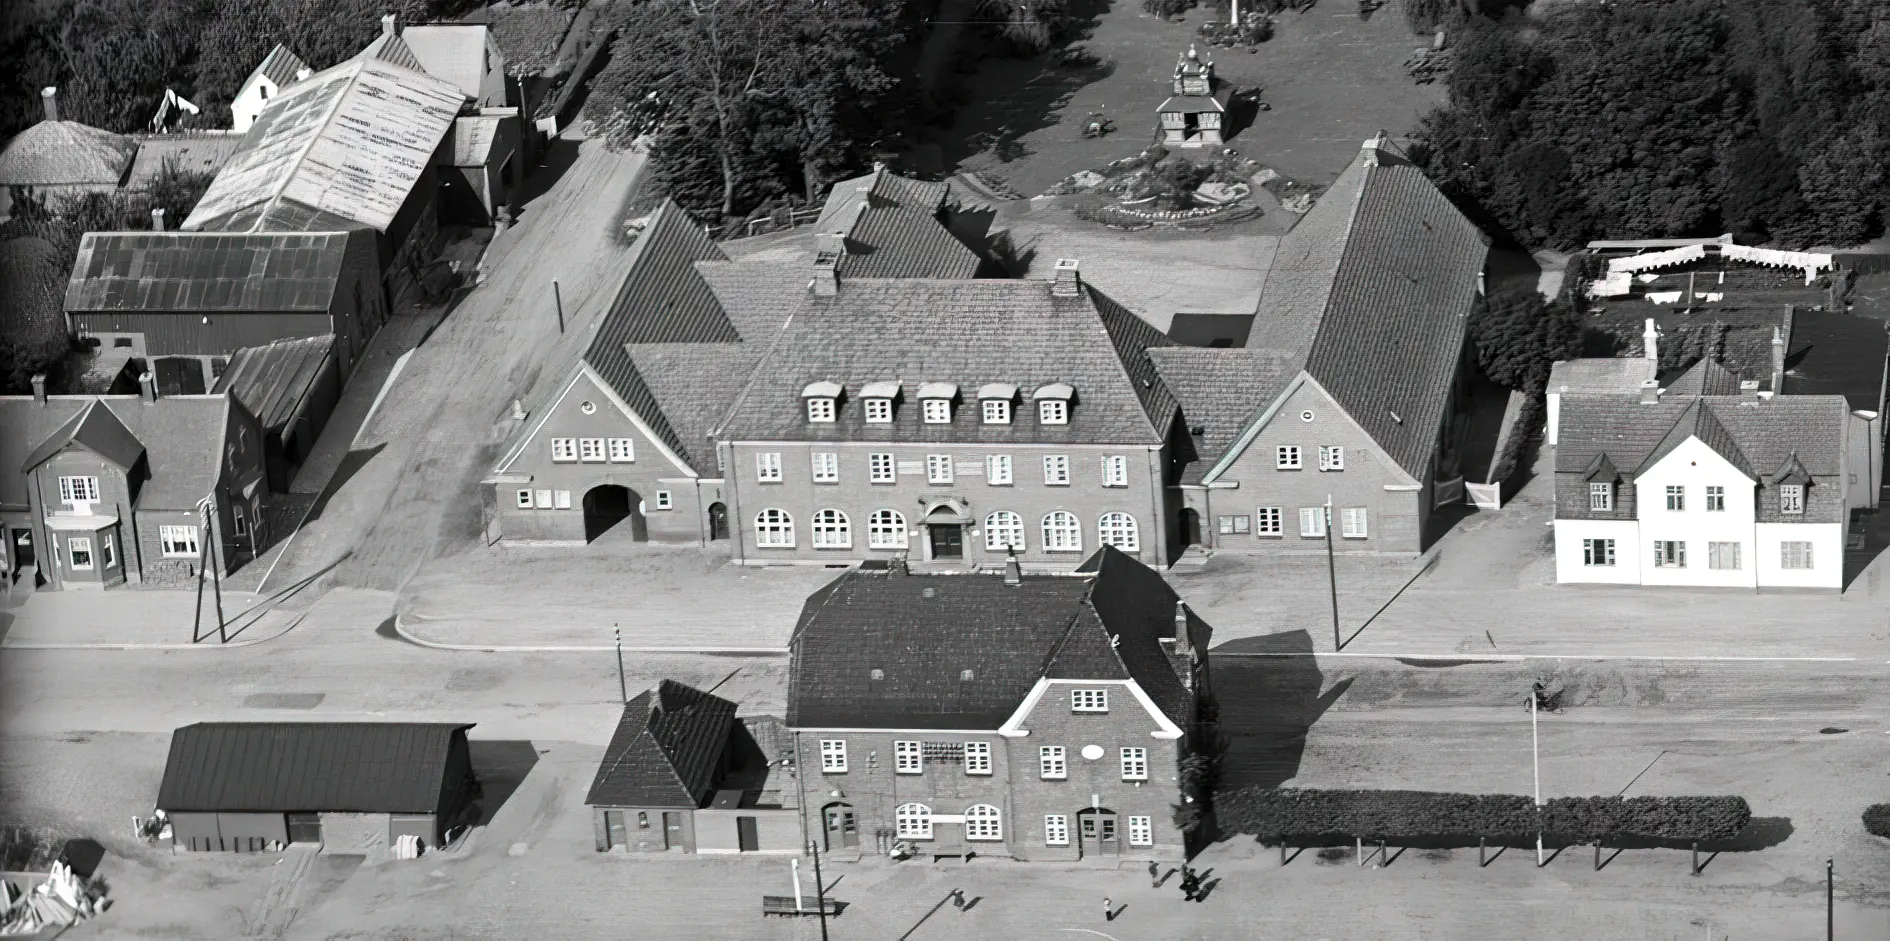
[1221,89,1263,142]
[298,443,385,528]
[1842,506,1890,592]
[512,137,584,219]
[464,740,541,828]
[1210,632,1351,790]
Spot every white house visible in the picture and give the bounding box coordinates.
[1553,375,1850,590]
[230,45,310,134]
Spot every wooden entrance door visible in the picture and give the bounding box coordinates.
[605,810,627,849]
[824,804,857,850]
[1077,809,1119,858]
[12,529,33,568]
[737,816,760,852]
[929,524,963,560]
[662,811,685,850]
[708,502,729,540]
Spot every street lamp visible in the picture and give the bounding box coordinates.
[1531,688,1543,867]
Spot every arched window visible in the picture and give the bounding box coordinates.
[811,509,851,548]
[895,802,933,839]
[984,511,1024,552]
[964,804,1003,841]
[754,509,794,548]
[868,509,908,549]
[1042,511,1082,552]
[1098,512,1139,553]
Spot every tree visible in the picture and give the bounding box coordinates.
[1468,287,1580,393]
[50,0,215,132]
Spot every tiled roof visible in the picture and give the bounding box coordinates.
[212,335,335,431]
[1554,393,1847,480]
[64,232,351,313]
[815,167,950,230]
[0,395,240,511]
[585,680,737,808]
[1250,138,1489,478]
[252,45,310,89]
[0,120,138,187]
[1783,310,1888,412]
[124,133,243,188]
[157,722,473,813]
[401,25,491,101]
[1548,357,1656,395]
[1149,347,1299,482]
[716,279,1173,445]
[20,399,145,473]
[811,167,980,280]
[693,259,806,340]
[1664,358,1742,396]
[0,237,68,341]
[787,546,1191,730]
[625,344,766,468]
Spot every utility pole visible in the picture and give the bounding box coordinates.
[1827,858,1834,941]
[1531,691,1543,866]
[201,498,226,644]
[1324,495,1340,651]
[614,624,627,704]
[809,839,830,941]
[553,279,565,334]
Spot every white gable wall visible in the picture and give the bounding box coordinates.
[230,76,278,134]
[1633,437,1758,588]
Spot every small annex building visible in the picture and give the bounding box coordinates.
[212,335,342,491]
[1157,47,1232,148]
[157,722,477,855]
[231,45,312,134]
[0,89,138,212]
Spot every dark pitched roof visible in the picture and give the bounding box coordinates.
[64,232,351,313]
[787,547,1191,730]
[1782,310,1888,412]
[813,168,981,280]
[717,279,1173,445]
[1149,347,1300,482]
[157,722,472,813]
[212,335,336,431]
[20,399,145,473]
[1250,138,1489,478]
[625,343,766,466]
[1554,394,1847,480]
[0,120,137,187]
[1636,398,1751,476]
[1665,358,1742,396]
[3,395,243,510]
[585,680,738,808]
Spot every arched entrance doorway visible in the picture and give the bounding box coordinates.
[920,498,970,561]
[582,485,646,542]
[708,502,729,541]
[1076,807,1119,858]
[821,802,858,851]
[1180,508,1202,547]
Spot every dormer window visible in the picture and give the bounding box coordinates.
[918,382,958,424]
[1780,484,1804,514]
[807,398,835,422]
[860,380,900,423]
[802,381,842,423]
[865,399,891,423]
[1588,482,1613,511]
[1033,383,1073,425]
[978,383,1017,424]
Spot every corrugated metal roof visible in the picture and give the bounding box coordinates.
[157,722,474,814]
[252,44,310,89]
[586,681,737,808]
[213,335,335,431]
[0,120,138,187]
[64,232,349,313]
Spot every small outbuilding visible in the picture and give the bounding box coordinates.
[157,722,477,855]
[1157,47,1233,148]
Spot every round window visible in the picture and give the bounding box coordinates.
[1080,744,1105,761]
[1300,409,1315,422]
[580,401,597,414]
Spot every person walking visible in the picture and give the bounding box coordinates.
[1148,860,1161,887]
[1103,897,1115,921]
[1180,868,1199,902]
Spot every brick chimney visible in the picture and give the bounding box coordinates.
[1638,378,1659,405]
[811,233,843,296]
[1771,323,1787,393]
[381,13,397,35]
[30,373,47,404]
[1051,258,1082,297]
[150,208,165,232]
[1642,317,1659,363]
[1171,601,1192,657]
[40,87,58,123]
[138,371,158,403]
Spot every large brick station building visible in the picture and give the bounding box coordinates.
[785,547,1210,862]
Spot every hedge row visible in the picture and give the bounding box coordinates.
[1866,804,1890,839]
[1218,787,1751,844]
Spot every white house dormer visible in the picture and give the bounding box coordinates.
[860,380,900,423]
[1633,435,1758,588]
[917,382,958,424]
[802,380,842,423]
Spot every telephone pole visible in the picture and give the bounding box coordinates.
[1324,495,1340,651]
[1532,692,1543,866]
[614,624,627,703]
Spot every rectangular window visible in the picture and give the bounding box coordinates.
[1039,746,1067,779]
[67,537,93,571]
[1589,483,1614,511]
[964,742,991,775]
[1780,485,1805,514]
[1582,538,1615,566]
[894,740,923,774]
[806,397,835,422]
[58,476,100,503]
[1781,541,1814,569]
[159,525,199,558]
[1120,747,1148,781]
[1665,486,1685,511]
[654,490,672,510]
[554,490,571,509]
[923,399,952,424]
[515,489,533,509]
[550,438,577,462]
[1708,541,1741,570]
[811,452,839,483]
[1039,399,1067,424]
[101,534,115,569]
[1318,446,1344,471]
[578,438,606,462]
[1071,688,1108,713]
[756,452,783,482]
[1255,507,1283,536]
[819,740,847,773]
[1705,485,1724,512]
[869,453,895,483]
[1044,455,1070,485]
[534,489,553,509]
[1276,446,1302,470]
[987,454,1013,485]
[1341,507,1368,539]
[232,506,248,537]
[864,399,893,423]
[1652,540,1686,568]
[1127,815,1153,847]
[1299,507,1326,538]
[608,438,635,462]
[982,400,1010,424]
[1044,815,1069,846]
[1101,455,1128,487]
[926,454,953,484]
[1218,515,1251,535]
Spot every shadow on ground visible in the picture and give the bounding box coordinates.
[513,137,584,219]
[466,740,541,828]
[931,0,1114,173]
[1211,631,1352,789]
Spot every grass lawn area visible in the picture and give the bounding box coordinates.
[932,0,1446,197]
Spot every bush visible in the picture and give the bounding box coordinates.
[1144,0,1198,17]
[1865,804,1890,839]
[1545,795,1750,844]
[1219,787,1751,844]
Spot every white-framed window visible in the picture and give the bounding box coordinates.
[608,438,635,462]
[1781,541,1814,569]
[1101,455,1128,487]
[1318,446,1344,471]
[1043,455,1070,485]
[819,739,847,773]
[1039,746,1067,779]
[807,397,836,422]
[982,400,1010,424]
[1276,446,1302,470]
[515,489,533,509]
[1583,538,1615,566]
[964,804,1002,841]
[868,509,908,549]
[922,399,952,424]
[1039,399,1067,424]
[535,489,553,508]
[869,452,895,483]
[1665,485,1685,511]
[1219,515,1251,535]
[811,452,840,483]
[1341,507,1368,539]
[159,525,199,558]
[101,534,115,569]
[1044,814,1070,846]
[654,490,672,510]
[964,742,992,775]
[1708,541,1741,570]
[987,454,1013,485]
[756,452,783,482]
[1098,512,1139,552]
[1120,747,1148,781]
[926,454,953,484]
[1780,484,1805,514]
[754,509,794,547]
[895,802,932,839]
[865,398,893,423]
[1255,507,1283,536]
[1042,511,1081,551]
[550,438,577,462]
[579,437,606,462]
[554,490,572,509]
[1589,482,1613,511]
[1299,507,1327,538]
[1652,540,1686,568]
[58,476,100,503]
[67,536,93,571]
[894,740,923,774]
[1128,815,1153,847]
[811,509,851,548]
[985,511,1024,552]
[232,505,248,538]
[1071,688,1108,713]
[1705,485,1725,512]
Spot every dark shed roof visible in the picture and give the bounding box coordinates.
[212,335,336,431]
[157,722,473,814]
[585,680,738,808]
[1783,309,1888,412]
[64,232,351,313]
